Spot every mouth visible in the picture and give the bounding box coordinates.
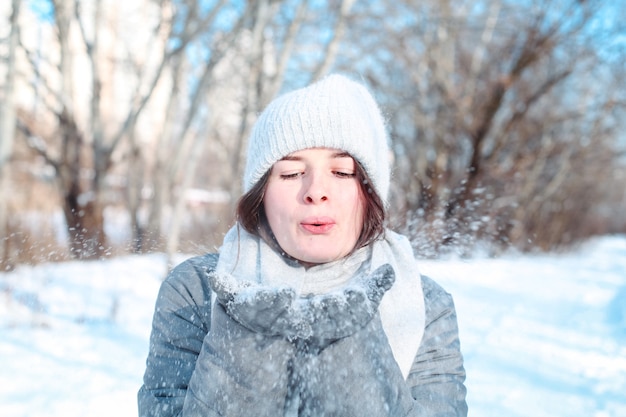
[301,217,335,234]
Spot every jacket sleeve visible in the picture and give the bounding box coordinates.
[138,254,217,417]
[406,275,468,417]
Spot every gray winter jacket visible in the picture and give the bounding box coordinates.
[138,254,467,416]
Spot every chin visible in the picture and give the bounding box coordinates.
[298,251,346,265]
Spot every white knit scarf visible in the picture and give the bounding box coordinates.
[215,225,425,379]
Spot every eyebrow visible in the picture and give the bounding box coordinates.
[279,151,352,161]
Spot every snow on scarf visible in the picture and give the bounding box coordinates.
[212,225,425,378]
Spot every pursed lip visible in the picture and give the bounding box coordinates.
[300,216,336,234]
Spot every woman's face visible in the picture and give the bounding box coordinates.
[263,147,365,266]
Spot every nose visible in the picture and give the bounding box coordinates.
[302,172,329,204]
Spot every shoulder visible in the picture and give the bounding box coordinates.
[157,253,219,310]
[166,253,218,286]
[419,275,457,325]
[169,252,219,279]
[420,274,453,302]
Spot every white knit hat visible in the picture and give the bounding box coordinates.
[243,74,391,204]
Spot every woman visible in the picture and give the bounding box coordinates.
[138,74,468,416]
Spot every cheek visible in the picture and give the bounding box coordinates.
[262,190,275,216]
[263,185,296,236]
[263,181,284,213]
[355,199,366,236]
[263,189,282,224]
[344,186,366,236]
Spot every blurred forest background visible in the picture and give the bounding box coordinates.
[1,0,625,270]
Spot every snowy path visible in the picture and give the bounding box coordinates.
[419,236,626,417]
[1,236,625,416]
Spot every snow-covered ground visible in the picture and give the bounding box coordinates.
[1,235,625,417]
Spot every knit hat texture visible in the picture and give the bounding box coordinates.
[243,74,391,204]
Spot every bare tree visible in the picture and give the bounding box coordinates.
[0,0,20,269]
[155,0,358,263]
[131,0,249,253]
[14,0,208,259]
[9,0,358,263]
[6,0,624,266]
[344,0,625,254]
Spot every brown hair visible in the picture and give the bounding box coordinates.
[236,160,386,252]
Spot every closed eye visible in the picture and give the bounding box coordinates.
[334,171,356,178]
[280,172,303,180]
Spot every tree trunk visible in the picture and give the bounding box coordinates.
[62,193,107,259]
[0,0,21,270]
[56,110,108,259]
